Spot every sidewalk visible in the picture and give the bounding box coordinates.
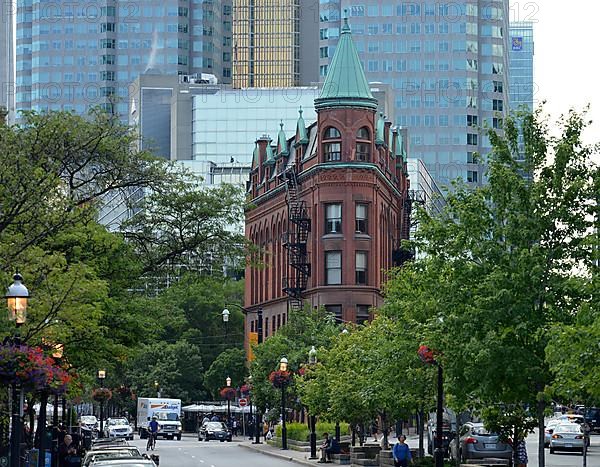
[238,433,421,467]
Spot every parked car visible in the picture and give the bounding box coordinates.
[89,458,157,467]
[427,409,457,457]
[83,448,142,467]
[549,423,586,454]
[585,407,600,433]
[544,419,562,448]
[81,415,99,432]
[104,418,134,440]
[556,413,585,425]
[197,422,232,442]
[449,422,512,462]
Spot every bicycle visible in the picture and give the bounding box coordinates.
[146,431,157,451]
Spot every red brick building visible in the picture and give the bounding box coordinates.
[244,19,411,346]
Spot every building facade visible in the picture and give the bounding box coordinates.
[244,20,410,346]
[232,0,319,88]
[12,0,232,120]
[508,21,534,112]
[319,1,511,188]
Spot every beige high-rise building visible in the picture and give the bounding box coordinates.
[233,0,319,88]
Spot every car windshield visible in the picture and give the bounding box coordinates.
[471,426,492,436]
[156,412,179,421]
[109,419,129,426]
[205,422,225,430]
[82,417,97,423]
[556,424,581,433]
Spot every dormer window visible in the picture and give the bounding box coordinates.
[356,126,371,161]
[323,126,341,161]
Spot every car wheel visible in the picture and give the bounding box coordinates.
[205,437,209,442]
[220,440,225,442]
[227,438,232,442]
[550,448,555,454]
[177,435,181,440]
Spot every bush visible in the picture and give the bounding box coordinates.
[275,421,351,442]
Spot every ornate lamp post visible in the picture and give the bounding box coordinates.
[279,357,289,450]
[154,380,160,398]
[418,345,443,467]
[6,272,29,467]
[222,308,230,339]
[308,346,318,459]
[98,369,106,438]
[226,376,232,426]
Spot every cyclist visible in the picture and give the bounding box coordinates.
[147,417,159,451]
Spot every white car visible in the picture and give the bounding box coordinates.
[104,418,134,440]
[544,419,562,447]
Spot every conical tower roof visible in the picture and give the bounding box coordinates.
[314,18,377,111]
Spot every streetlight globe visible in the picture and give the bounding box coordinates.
[6,273,29,324]
[279,357,288,372]
[222,308,230,323]
[226,376,232,387]
[308,346,317,365]
[98,369,106,380]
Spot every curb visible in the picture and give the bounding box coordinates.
[239,442,316,466]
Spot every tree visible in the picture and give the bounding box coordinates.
[382,109,597,467]
[204,349,247,399]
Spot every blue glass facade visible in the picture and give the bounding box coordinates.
[508,22,534,112]
[13,0,232,119]
[319,1,511,188]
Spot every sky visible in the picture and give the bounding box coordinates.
[518,0,600,144]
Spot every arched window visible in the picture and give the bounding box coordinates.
[356,126,371,161]
[322,126,341,161]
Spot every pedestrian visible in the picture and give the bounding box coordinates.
[371,421,379,442]
[232,418,238,436]
[210,413,220,422]
[317,432,332,463]
[392,435,412,467]
[58,434,78,467]
[201,414,210,426]
[516,439,528,467]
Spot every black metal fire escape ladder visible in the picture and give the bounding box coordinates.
[282,168,311,313]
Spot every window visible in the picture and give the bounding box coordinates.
[492,117,503,129]
[101,23,115,32]
[467,115,478,127]
[467,151,478,163]
[324,127,340,139]
[355,204,368,234]
[101,54,115,65]
[325,252,342,285]
[356,251,367,285]
[272,316,276,333]
[467,133,478,145]
[325,305,343,324]
[467,170,478,183]
[493,99,504,111]
[356,305,370,325]
[264,317,268,337]
[492,63,504,75]
[325,204,342,234]
[493,81,503,93]
[324,143,341,161]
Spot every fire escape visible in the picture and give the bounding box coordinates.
[282,168,311,313]
[393,189,425,266]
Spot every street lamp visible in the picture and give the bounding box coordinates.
[418,345,443,467]
[6,272,29,467]
[98,369,106,438]
[246,376,254,440]
[222,308,230,339]
[226,376,232,426]
[154,380,160,398]
[307,347,318,460]
[279,357,288,450]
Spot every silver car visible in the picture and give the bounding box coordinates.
[449,422,512,462]
[549,423,586,454]
[544,419,562,447]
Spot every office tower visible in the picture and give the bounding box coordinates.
[508,21,534,112]
[13,0,232,120]
[319,1,511,188]
[0,1,14,117]
[232,0,319,88]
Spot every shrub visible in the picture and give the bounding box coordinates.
[275,421,351,441]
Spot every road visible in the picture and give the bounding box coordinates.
[525,430,599,467]
[129,436,288,467]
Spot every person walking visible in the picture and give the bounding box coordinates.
[58,434,78,467]
[516,439,528,467]
[392,435,412,467]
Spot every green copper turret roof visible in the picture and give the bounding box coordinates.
[314,18,378,111]
[296,107,308,145]
[394,129,406,161]
[265,139,276,166]
[277,121,288,157]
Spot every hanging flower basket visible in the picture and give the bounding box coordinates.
[269,370,292,388]
[0,343,70,393]
[239,384,251,397]
[418,345,436,364]
[220,387,237,401]
[92,387,112,402]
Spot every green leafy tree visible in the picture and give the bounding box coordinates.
[203,348,247,399]
[382,109,597,467]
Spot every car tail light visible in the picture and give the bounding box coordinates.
[575,435,584,439]
[465,437,478,444]
[552,434,563,439]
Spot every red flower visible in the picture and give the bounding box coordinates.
[220,387,237,400]
[269,370,292,388]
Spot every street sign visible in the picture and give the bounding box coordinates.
[239,398,247,407]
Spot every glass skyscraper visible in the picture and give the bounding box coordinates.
[12,0,233,119]
[508,21,534,112]
[319,1,510,188]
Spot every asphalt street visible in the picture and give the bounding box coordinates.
[129,436,291,467]
[525,430,599,467]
